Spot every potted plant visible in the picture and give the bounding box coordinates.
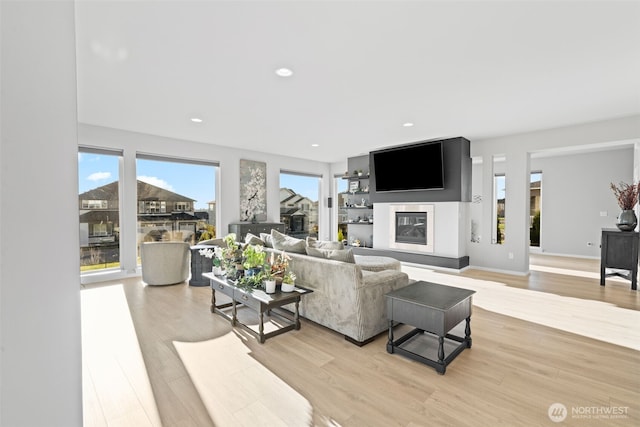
[242,244,266,275]
[610,181,640,231]
[198,246,224,275]
[260,266,277,294]
[281,271,296,292]
[221,233,243,279]
[268,251,291,281]
[236,272,263,293]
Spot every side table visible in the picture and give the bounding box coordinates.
[386,281,475,375]
[189,244,215,287]
[600,228,639,290]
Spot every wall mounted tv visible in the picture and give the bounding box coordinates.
[371,141,444,192]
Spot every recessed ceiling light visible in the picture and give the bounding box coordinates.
[190,117,203,123]
[275,67,293,77]
[311,144,319,147]
[403,122,414,127]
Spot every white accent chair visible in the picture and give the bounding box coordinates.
[140,241,190,286]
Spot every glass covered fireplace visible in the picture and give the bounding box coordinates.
[395,212,427,245]
[389,204,434,253]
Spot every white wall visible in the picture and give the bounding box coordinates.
[531,147,634,257]
[468,115,640,273]
[1,1,83,426]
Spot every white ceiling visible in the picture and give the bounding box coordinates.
[75,0,640,163]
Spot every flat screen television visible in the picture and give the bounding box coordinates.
[371,141,444,192]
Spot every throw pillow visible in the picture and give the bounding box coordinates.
[306,236,344,250]
[271,229,307,254]
[305,247,355,263]
[260,232,274,248]
[244,233,265,246]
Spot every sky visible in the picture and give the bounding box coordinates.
[78,153,322,209]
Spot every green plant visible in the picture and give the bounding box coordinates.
[236,273,263,292]
[223,233,239,252]
[610,181,640,210]
[259,265,275,281]
[198,223,216,241]
[282,271,296,284]
[337,229,344,241]
[242,244,266,269]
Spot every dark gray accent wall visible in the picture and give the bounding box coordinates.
[369,137,471,203]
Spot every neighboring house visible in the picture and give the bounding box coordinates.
[79,180,202,252]
[279,188,319,237]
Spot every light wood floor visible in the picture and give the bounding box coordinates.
[82,254,640,426]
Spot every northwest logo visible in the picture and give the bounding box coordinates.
[548,403,567,423]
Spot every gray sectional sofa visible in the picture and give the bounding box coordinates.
[259,230,410,345]
[271,247,410,344]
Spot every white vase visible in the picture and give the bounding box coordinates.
[281,282,295,292]
[264,280,276,294]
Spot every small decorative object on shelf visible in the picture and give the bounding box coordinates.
[610,181,639,231]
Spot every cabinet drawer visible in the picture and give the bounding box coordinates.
[212,281,234,298]
[234,289,260,311]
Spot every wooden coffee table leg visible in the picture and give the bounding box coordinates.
[210,289,216,313]
[231,300,237,326]
[437,336,445,364]
[294,299,300,330]
[387,320,394,354]
[259,311,265,343]
[465,316,472,348]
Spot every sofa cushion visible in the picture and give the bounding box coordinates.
[354,255,401,272]
[306,236,344,250]
[245,232,265,246]
[198,238,226,247]
[306,246,355,263]
[271,229,307,254]
[260,232,274,248]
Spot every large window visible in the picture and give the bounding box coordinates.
[78,147,122,272]
[280,172,320,238]
[136,155,217,263]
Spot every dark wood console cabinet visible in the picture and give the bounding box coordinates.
[600,228,639,290]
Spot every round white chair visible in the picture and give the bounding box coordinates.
[140,241,190,285]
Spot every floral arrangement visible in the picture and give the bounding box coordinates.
[199,246,223,269]
[268,251,291,277]
[610,181,640,210]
